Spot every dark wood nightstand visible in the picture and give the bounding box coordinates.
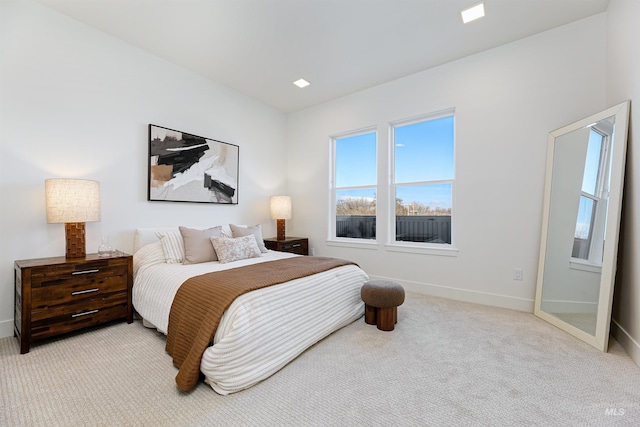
[14,252,133,354]
[263,237,309,256]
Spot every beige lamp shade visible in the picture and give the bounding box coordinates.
[45,179,101,223]
[270,196,292,220]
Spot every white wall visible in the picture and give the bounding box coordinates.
[607,0,640,366]
[287,15,607,312]
[0,0,288,337]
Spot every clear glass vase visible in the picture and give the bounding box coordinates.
[98,236,113,257]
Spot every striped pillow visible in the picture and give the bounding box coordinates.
[155,231,185,264]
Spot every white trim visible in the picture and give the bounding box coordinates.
[610,319,640,368]
[325,239,380,250]
[368,275,533,312]
[328,127,378,241]
[569,259,602,274]
[538,299,598,314]
[388,109,456,248]
[0,319,14,339]
[384,243,459,257]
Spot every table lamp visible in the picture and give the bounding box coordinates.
[45,178,101,258]
[270,196,292,241]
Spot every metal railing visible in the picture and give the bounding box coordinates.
[336,215,451,243]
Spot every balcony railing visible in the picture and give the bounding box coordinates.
[336,215,451,243]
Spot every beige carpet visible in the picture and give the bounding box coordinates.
[1,292,639,426]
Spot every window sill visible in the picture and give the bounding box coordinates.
[326,239,380,250]
[385,243,459,257]
[569,259,602,274]
[325,238,459,257]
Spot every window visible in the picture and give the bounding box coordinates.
[572,128,610,265]
[331,130,377,240]
[391,112,455,246]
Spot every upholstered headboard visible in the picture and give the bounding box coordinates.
[133,228,177,253]
[133,225,236,253]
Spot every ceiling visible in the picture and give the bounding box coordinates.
[35,0,610,113]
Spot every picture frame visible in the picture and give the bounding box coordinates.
[148,124,239,204]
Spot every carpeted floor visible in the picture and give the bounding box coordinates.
[1,292,639,426]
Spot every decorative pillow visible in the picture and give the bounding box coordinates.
[133,241,165,278]
[220,225,233,238]
[179,226,223,264]
[210,235,262,264]
[229,224,268,253]
[155,231,185,264]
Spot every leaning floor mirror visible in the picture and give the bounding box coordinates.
[534,100,630,352]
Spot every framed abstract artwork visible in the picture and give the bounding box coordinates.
[148,124,239,204]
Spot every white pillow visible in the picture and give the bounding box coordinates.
[210,235,262,264]
[229,224,268,253]
[133,241,165,278]
[155,231,185,264]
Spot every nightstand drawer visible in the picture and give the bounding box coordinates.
[263,237,309,255]
[31,274,127,310]
[280,241,308,255]
[29,259,127,284]
[31,302,128,340]
[31,284,127,324]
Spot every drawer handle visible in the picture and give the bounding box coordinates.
[71,288,99,296]
[72,309,99,318]
[72,269,100,275]
[291,244,301,247]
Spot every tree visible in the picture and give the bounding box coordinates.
[336,197,376,215]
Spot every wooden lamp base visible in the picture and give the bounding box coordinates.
[65,222,86,258]
[276,219,286,241]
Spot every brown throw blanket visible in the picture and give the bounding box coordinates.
[165,256,356,391]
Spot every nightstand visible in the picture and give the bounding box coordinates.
[14,252,133,354]
[263,237,309,256]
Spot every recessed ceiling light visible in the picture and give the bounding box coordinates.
[461,2,485,24]
[293,78,310,88]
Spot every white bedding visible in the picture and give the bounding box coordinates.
[132,228,368,395]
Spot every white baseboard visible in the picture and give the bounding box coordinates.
[0,318,14,339]
[367,275,534,312]
[538,300,598,314]
[610,319,640,368]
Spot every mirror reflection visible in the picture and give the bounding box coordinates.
[540,115,615,336]
[535,101,629,352]
[572,119,614,266]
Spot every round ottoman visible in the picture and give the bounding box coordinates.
[360,280,405,331]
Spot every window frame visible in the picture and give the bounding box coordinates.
[328,126,379,245]
[571,127,611,267]
[387,109,457,252]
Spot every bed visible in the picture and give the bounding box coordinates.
[132,226,368,395]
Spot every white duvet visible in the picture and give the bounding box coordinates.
[133,240,368,395]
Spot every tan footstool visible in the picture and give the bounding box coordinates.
[360,280,405,331]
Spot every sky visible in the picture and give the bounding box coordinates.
[335,115,454,209]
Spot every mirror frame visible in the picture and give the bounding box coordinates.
[534,100,630,351]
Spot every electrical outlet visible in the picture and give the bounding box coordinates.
[310,248,316,256]
[513,268,523,281]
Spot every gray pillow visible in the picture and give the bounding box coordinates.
[229,224,268,253]
[179,226,223,264]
